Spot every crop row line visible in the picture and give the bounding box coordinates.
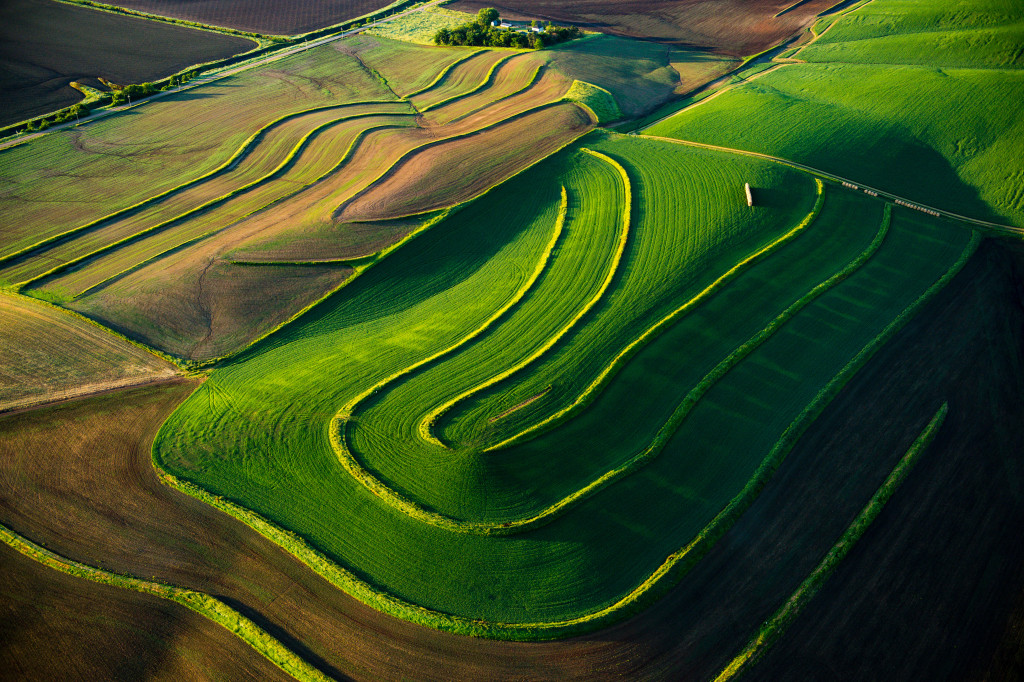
[419,53,519,113]
[329,188,568,527]
[442,63,545,127]
[0,101,405,270]
[489,178,827,452]
[193,105,592,369]
[326,180,825,536]
[417,147,632,449]
[152,214,967,640]
[17,112,414,294]
[400,50,486,99]
[0,522,331,682]
[74,120,414,299]
[330,99,569,220]
[714,401,949,682]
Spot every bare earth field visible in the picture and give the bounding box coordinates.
[104,0,397,34]
[448,0,842,55]
[0,543,292,682]
[0,0,253,127]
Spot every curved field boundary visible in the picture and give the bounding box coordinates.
[642,134,1023,237]
[400,49,485,99]
[331,100,575,221]
[714,401,949,682]
[489,178,827,452]
[0,101,406,270]
[73,120,415,299]
[441,63,545,126]
[328,189,568,525]
[419,53,519,113]
[0,523,330,682]
[27,111,416,295]
[332,189,877,536]
[154,225,974,640]
[417,147,631,449]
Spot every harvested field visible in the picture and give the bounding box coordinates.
[0,0,253,127]
[338,103,591,220]
[447,0,841,54]
[0,542,291,682]
[0,291,175,412]
[102,0,396,35]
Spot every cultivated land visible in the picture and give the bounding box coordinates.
[1,0,1023,677]
[104,0,398,35]
[0,0,253,127]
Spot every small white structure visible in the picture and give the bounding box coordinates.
[745,182,754,207]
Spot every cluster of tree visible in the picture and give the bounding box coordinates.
[24,103,91,132]
[434,8,581,49]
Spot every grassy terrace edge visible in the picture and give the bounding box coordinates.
[714,401,951,682]
[0,522,330,682]
[416,147,631,449]
[0,101,405,272]
[152,220,979,640]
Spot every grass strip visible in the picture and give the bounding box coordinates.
[23,110,410,290]
[334,188,876,536]
[443,63,544,126]
[330,100,573,220]
[417,147,631,448]
[0,522,332,682]
[153,221,966,642]
[490,178,826,452]
[69,118,415,299]
[418,53,518,112]
[400,49,485,98]
[329,187,567,529]
[0,102,404,269]
[713,401,949,682]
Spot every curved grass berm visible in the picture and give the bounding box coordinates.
[154,129,976,639]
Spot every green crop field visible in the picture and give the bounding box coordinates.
[153,128,975,635]
[1,0,1021,677]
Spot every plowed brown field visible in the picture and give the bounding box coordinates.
[448,0,841,55]
[104,0,394,35]
[0,542,292,682]
[0,0,252,127]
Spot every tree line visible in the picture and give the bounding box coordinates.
[434,8,582,49]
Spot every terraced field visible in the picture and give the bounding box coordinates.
[2,0,1021,677]
[154,130,975,635]
[1,34,597,361]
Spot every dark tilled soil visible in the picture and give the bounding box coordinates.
[1,238,1021,680]
[447,0,841,55]
[104,0,394,35]
[748,238,1024,680]
[0,0,252,127]
[0,541,291,681]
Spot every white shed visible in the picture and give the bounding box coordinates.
[745,182,754,207]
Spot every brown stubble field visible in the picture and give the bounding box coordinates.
[103,0,396,35]
[1,233,1020,679]
[0,0,253,127]
[40,47,590,361]
[448,0,842,54]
